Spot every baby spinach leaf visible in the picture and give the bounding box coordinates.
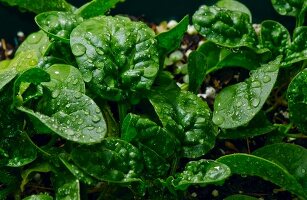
[18,89,106,144]
[287,69,307,134]
[187,51,207,93]
[193,5,257,48]
[22,194,53,200]
[224,194,258,200]
[284,26,307,66]
[156,15,189,55]
[212,57,281,129]
[35,11,83,42]
[0,60,15,90]
[216,0,252,22]
[52,172,81,200]
[217,154,307,199]
[253,143,307,190]
[43,64,85,94]
[121,113,177,158]
[167,159,231,190]
[149,90,218,158]
[75,0,124,19]
[70,16,159,101]
[271,0,306,17]
[71,138,143,183]
[259,20,291,58]
[0,0,74,14]
[219,111,276,139]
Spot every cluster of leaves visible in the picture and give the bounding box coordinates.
[0,0,306,199]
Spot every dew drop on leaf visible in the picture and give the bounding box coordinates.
[263,75,271,83]
[252,98,260,107]
[251,80,261,88]
[212,113,224,125]
[71,43,86,56]
[28,32,43,44]
[92,115,101,123]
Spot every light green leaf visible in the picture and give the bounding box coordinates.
[216,0,252,22]
[22,194,53,200]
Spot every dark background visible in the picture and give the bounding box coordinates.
[0,0,295,43]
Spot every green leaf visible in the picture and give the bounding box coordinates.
[43,64,85,93]
[253,143,307,190]
[22,194,53,200]
[212,57,281,129]
[168,159,231,190]
[271,0,305,17]
[121,113,177,158]
[70,16,159,101]
[259,20,291,58]
[75,0,124,19]
[217,154,307,199]
[52,172,81,200]
[219,111,276,139]
[71,138,143,183]
[156,15,189,55]
[224,194,258,200]
[18,89,106,144]
[15,31,51,58]
[216,0,252,22]
[149,90,218,158]
[284,26,307,66]
[0,60,15,90]
[0,0,74,14]
[287,68,307,134]
[187,51,207,93]
[193,5,257,48]
[35,11,82,42]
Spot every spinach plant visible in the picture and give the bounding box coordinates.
[0,0,306,199]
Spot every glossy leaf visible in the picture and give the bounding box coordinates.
[212,57,281,129]
[287,69,307,134]
[187,51,207,93]
[43,64,85,93]
[22,194,53,200]
[271,0,305,17]
[193,5,257,48]
[18,89,106,144]
[259,20,291,58]
[121,113,177,158]
[156,15,189,54]
[253,143,307,190]
[219,111,276,139]
[35,11,82,42]
[52,172,81,200]
[168,159,231,190]
[71,138,143,182]
[224,194,258,200]
[217,154,307,199]
[0,0,74,14]
[70,16,159,101]
[149,90,218,158]
[75,0,123,19]
[0,60,15,90]
[216,0,252,22]
[284,26,307,66]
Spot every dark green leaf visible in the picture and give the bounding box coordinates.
[193,5,257,48]
[212,57,281,128]
[216,0,252,22]
[52,172,81,200]
[22,194,53,200]
[75,0,124,19]
[271,0,305,17]
[18,89,106,144]
[187,51,207,93]
[224,194,258,200]
[156,15,189,54]
[71,138,143,182]
[217,154,307,199]
[253,143,307,190]
[35,11,82,42]
[70,16,159,101]
[149,90,218,158]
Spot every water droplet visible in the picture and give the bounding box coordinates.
[302,168,306,174]
[28,32,43,44]
[74,92,82,99]
[77,119,84,125]
[252,98,260,107]
[29,59,37,66]
[52,90,60,98]
[95,47,105,55]
[72,79,78,85]
[235,100,243,107]
[212,114,224,125]
[72,43,86,56]
[95,108,101,114]
[96,127,105,133]
[251,80,261,88]
[263,75,271,83]
[92,115,101,123]
[66,104,71,108]
[143,67,158,78]
[83,71,93,82]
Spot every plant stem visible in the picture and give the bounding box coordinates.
[118,101,128,124]
[286,133,307,139]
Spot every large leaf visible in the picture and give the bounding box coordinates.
[253,143,307,190]
[35,11,82,42]
[0,0,74,14]
[18,89,106,144]
[70,16,159,101]
[212,57,281,129]
[287,68,307,134]
[193,5,257,48]
[71,138,143,182]
[149,90,218,158]
[217,154,307,199]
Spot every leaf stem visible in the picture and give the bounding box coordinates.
[286,133,307,139]
[118,101,128,125]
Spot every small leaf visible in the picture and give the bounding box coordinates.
[253,143,307,190]
[18,89,106,144]
[271,0,305,17]
[156,15,189,55]
[216,0,252,22]
[217,154,307,199]
[75,0,124,19]
[0,60,15,90]
[212,57,281,128]
[193,5,257,48]
[22,194,53,200]
[287,68,307,134]
[52,172,81,200]
[187,51,207,93]
[35,11,82,42]
[169,159,231,190]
